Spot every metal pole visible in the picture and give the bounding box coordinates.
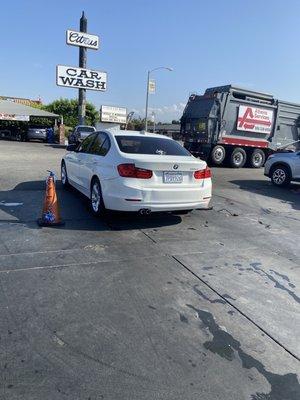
[78,11,87,125]
[153,113,156,133]
[145,70,150,131]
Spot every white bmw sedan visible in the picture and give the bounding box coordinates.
[61,130,212,216]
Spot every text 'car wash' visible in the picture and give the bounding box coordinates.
[56,65,107,91]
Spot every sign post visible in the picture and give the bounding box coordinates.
[58,12,103,128]
[78,12,87,125]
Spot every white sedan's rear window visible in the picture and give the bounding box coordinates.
[115,136,191,156]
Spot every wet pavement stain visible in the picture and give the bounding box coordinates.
[249,263,300,305]
[148,305,156,310]
[179,313,189,323]
[193,285,226,304]
[270,269,296,289]
[223,294,236,301]
[187,305,300,400]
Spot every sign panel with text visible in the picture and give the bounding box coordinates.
[56,65,107,91]
[0,113,29,121]
[237,106,274,134]
[149,80,156,94]
[101,106,127,124]
[66,29,99,50]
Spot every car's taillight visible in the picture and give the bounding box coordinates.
[117,164,153,179]
[194,167,212,179]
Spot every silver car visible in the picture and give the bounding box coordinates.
[26,127,47,142]
[68,125,96,144]
[264,151,300,186]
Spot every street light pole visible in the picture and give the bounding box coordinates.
[152,111,156,133]
[145,66,173,131]
[145,70,150,131]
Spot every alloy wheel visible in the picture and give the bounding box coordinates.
[272,169,286,185]
[61,164,67,185]
[91,182,101,212]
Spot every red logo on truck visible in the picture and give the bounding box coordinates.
[238,107,272,130]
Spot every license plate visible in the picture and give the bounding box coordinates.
[163,171,183,183]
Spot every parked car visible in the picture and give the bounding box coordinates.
[61,130,212,216]
[68,125,96,144]
[264,151,300,186]
[0,128,22,141]
[25,127,47,142]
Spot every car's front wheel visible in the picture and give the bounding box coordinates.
[271,165,291,187]
[90,178,106,217]
[61,161,70,188]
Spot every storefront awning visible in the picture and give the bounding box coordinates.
[0,100,59,120]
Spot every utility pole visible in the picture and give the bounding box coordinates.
[144,67,173,131]
[78,11,87,125]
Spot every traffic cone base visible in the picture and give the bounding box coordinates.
[37,218,65,227]
[37,172,65,227]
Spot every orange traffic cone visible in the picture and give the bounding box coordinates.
[37,171,65,226]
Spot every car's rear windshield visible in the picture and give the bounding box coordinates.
[115,135,191,156]
[77,127,95,132]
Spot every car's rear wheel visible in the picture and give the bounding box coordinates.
[249,149,265,168]
[90,178,106,217]
[61,161,70,188]
[271,165,291,187]
[230,147,247,168]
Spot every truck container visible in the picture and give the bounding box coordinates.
[180,85,300,168]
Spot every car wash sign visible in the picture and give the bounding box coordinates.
[237,105,274,134]
[56,65,107,91]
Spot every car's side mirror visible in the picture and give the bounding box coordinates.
[66,144,78,152]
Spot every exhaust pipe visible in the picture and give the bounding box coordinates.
[139,208,151,215]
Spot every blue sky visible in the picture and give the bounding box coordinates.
[1,0,300,121]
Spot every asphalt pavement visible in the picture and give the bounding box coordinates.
[0,140,299,400]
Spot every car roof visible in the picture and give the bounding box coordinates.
[101,129,172,140]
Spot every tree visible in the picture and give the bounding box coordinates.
[126,118,145,131]
[43,98,99,127]
[172,120,180,124]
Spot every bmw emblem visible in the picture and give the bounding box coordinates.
[173,164,179,170]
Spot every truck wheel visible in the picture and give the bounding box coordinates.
[249,149,265,168]
[230,147,246,168]
[211,145,226,165]
[270,165,291,187]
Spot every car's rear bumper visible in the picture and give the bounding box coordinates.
[28,133,47,140]
[103,179,212,212]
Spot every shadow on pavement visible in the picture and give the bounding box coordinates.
[230,179,300,211]
[44,144,67,150]
[0,180,182,231]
